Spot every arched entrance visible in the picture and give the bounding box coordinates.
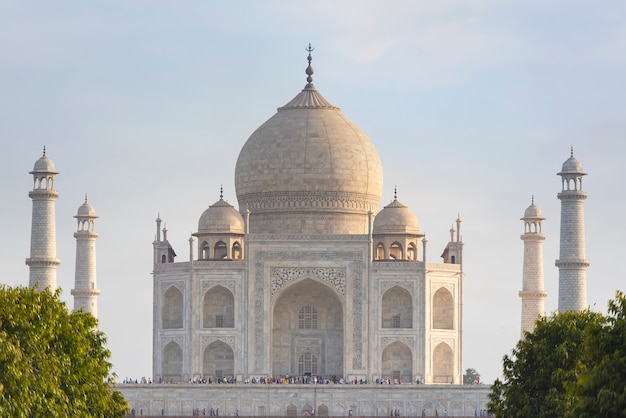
[272,278,343,378]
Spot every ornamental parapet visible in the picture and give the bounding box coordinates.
[425,262,462,272]
[518,290,548,298]
[555,259,590,268]
[239,190,379,213]
[557,191,588,200]
[28,189,59,199]
[25,257,61,267]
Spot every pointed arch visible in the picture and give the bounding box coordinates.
[382,286,412,328]
[286,405,298,417]
[407,242,417,260]
[203,285,234,328]
[162,341,183,383]
[214,241,227,259]
[433,287,454,329]
[272,278,343,377]
[432,342,454,383]
[232,241,242,260]
[203,340,234,380]
[381,341,412,383]
[162,286,183,329]
[376,242,385,260]
[389,242,403,260]
[201,241,211,260]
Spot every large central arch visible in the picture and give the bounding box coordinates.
[272,278,343,378]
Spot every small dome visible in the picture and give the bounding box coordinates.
[76,197,97,218]
[198,198,245,234]
[523,203,543,219]
[30,152,58,174]
[373,198,420,235]
[558,148,586,176]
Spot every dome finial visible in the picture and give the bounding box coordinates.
[305,43,314,85]
[394,185,397,201]
[42,145,46,156]
[570,146,574,157]
[84,193,88,203]
[531,194,535,205]
[220,184,223,200]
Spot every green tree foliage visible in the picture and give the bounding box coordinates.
[463,367,481,384]
[0,285,128,417]
[568,291,626,417]
[487,309,602,417]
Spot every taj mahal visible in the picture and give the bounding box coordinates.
[23,48,590,416]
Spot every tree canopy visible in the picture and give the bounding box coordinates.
[0,285,128,417]
[463,367,481,385]
[488,291,626,418]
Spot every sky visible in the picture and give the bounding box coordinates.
[1,1,624,384]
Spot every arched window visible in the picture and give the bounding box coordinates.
[390,242,403,260]
[433,288,454,330]
[162,342,183,383]
[376,243,385,260]
[298,305,318,329]
[298,352,318,375]
[201,241,210,260]
[203,285,235,328]
[203,341,234,380]
[214,241,227,259]
[381,286,413,328]
[407,243,417,260]
[433,343,454,383]
[381,341,412,383]
[162,286,183,329]
[232,241,242,260]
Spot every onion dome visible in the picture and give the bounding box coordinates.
[373,192,420,235]
[234,46,383,235]
[76,195,98,218]
[198,195,245,235]
[30,147,58,175]
[558,147,586,176]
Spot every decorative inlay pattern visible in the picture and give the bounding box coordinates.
[161,335,184,348]
[432,337,455,348]
[270,267,346,299]
[381,336,415,349]
[254,251,364,372]
[201,280,236,293]
[161,281,185,294]
[380,280,414,295]
[201,335,236,351]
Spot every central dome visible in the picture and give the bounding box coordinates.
[235,59,383,235]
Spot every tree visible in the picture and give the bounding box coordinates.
[568,291,626,417]
[487,309,602,417]
[0,285,128,417]
[463,368,481,384]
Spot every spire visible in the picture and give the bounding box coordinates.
[220,184,223,200]
[42,145,46,156]
[305,43,314,86]
[394,185,397,201]
[570,146,574,158]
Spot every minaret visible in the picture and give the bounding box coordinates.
[519,197,547,337]
[556,148,589,312]
[71,196,101,318]
[26,147,60,289]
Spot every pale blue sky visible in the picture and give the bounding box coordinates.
[1,1,624,383]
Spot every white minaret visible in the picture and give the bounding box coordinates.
[519,197,547,337]
[26,148,60,289]
[71,196,101,318]
[556,148,589,312]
